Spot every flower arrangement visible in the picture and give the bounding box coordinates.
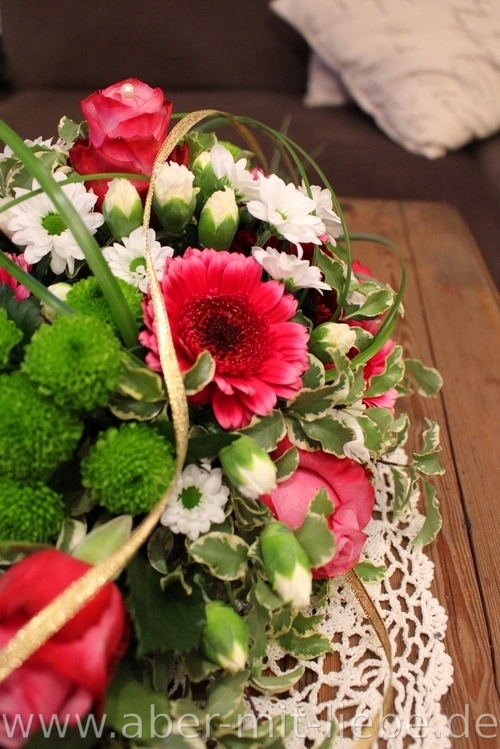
[0,79,444,749]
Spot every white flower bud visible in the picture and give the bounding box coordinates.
[198,187,239,250]
[309,322,357,362]
[219,435,277,499]
[153,163,198,235]
[102,178,143,239]
[261,522,312,609]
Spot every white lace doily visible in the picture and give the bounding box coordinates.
[251,449,454,749]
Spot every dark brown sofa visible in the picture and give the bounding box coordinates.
[0,0,499,285]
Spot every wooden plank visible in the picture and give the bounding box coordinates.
[339,198,500,744]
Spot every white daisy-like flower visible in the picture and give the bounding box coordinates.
[160,463,230,541]
[246,173,326,250]
[251,245,331,292]
[1,137,68,161]
[7,172,103,275]
[210,143,260,202]
[102,227,173,293]
[300,183,342,244]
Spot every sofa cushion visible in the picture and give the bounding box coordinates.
[1,87,499,287]
[271,0,500,158]
[0,0,307,93]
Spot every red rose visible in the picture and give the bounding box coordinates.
[348,318,398,411]
[69,78,172,207]
[261,438,375,577]
[0,550,127,749]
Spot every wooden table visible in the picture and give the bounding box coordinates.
[340,199,500,747]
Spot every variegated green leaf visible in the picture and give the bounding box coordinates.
[413,481,442,546]
[287,384,343,420]
[277,632,334,660]
[302,354,326,389]
[316,249,345,292]
[188,532,249,580]
[405,358,443,397]
[364,345,405,397]
[241,410,286,451]
[300,416,356,456]
[294,509,335,568]
[355,561,387,582]
[183,350,216,396]
[251,666,305,693]
[275,446,299,481]
[291,611,324,635]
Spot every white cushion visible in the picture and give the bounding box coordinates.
[271,0,500,158]
[304,53,351,108]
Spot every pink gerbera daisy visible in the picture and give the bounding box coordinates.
[140,248,309,429]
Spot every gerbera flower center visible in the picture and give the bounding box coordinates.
[181,294,270,374]
[180,485,202,509]
[41,212,67,236]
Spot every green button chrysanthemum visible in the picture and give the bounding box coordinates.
[22,314,124,412]
[0,476,67,543]
[81,422,176,515]
[0,308,23,369]
[0,371,83,482]
[66,276,143,334]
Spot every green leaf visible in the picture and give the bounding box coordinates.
[186,430,239,463]
[412,419,444,476]
[186,130,218,162]
[108,393,165,421]
[301,354,325,389]
[127,553,205,655]
[241,410,286,452]
[247,591,272,666]
[104,658,170,740]
[405,358,443,397]
[147,526,174,574]
[285,415,321,450]
[357,415,384,455]
[73,515,132,565]
[421,418,441,452]
[117,350,166,402]
[205,670,250,720]
[316,249,345,292]
[291,611,324,635]
[345,287,394,319]
[270,606,293,636]
[233,493,271,531]
[355,561,387,582]
[276,632,334,660]
[183,350,216,395]
[254,577,286,611]
[188,532,249,580]
[300,416,356,456]
[413,481,442,546]
[184,648,220,682]
[294,510,335,568]
[58,116,87,147]
[251,666,305,693]
[364,344,405,397]
[309,487,334,517]
[56,518,86,554]
[161,565,193,595]
[389,466,414,514]
[275,446,298,482]
[287,384,343,420]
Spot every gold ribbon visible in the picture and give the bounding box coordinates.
[0,111,393,749]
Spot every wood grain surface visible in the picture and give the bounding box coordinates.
[337,199,500,747]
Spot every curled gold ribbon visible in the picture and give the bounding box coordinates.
[0,110,393,749]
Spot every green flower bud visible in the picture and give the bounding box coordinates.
[153,162,199,235]
[192,151,217,198]
[0,309,22,368]
[201,600,249,673]
[103,178,143,239]
[219,435,277,499]
[260,522,312,609]
[41,282,71,322]
[198,188,239,250]
[309,322,357,362]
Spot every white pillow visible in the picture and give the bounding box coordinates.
[270,0,500,158]
[304,53,351,108]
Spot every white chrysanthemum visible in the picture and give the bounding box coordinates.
[1,137,68,161]
[251,245,330,292]
[300,183,342,244]
[102,227,173,293]
[246,173,326,250]
[210,143,260,201]
[7,172,103,274]
[160,463,230,541]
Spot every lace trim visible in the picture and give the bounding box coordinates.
[252,448,454,748]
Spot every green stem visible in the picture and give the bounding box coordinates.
[0,121,138,348]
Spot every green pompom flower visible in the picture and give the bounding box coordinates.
[0,476,67,543]
[82,422,176,515]
[22,314,124,412]
[0,371,83,482]
[66,276,142,333]
[0,308,23,368]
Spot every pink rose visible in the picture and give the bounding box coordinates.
[0,253,31,301]
[261,438,375,577]
[0,550,127,749]
[69,78,172,207]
